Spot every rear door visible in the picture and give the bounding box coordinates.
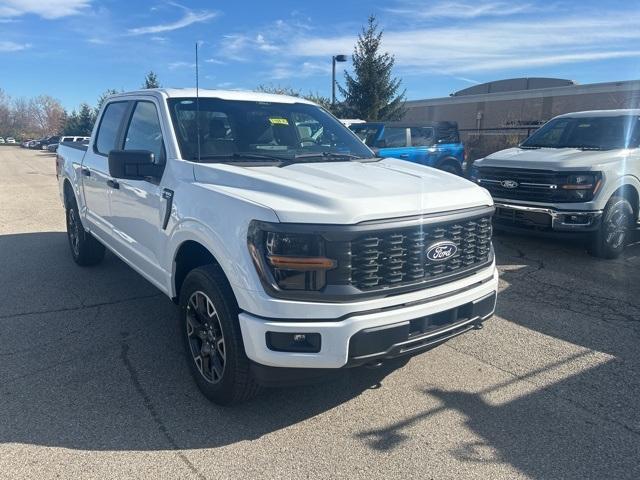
[378,126,411,160]
[107,99,167,285]
[81,100,129,239]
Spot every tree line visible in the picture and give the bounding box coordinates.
[0,72,160,140]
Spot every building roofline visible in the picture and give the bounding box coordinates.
[406,79,640,108]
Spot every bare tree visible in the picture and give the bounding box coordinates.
[0,89,11,137]
[12,98,35,138]
[29,95,65,136]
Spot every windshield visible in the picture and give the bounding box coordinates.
[167,98,374,163]
[521,115,640,150]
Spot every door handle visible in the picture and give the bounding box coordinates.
[106,179,120,189]
[81,167,91,176]
[399,154,409,159]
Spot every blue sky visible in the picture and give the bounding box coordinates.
[1,0,639,110]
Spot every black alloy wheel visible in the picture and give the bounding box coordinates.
[185,290,226,384]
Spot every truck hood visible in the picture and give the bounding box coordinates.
[193,158,492,224]
[477,147,630,170]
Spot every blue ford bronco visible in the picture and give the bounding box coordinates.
[350,122,465,175]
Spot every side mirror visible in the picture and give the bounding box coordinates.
[108,150,160,180]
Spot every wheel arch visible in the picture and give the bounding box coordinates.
[436,156,463,174]
[172,240,229,303]
[612,183,639,221]
[63,178,75,208]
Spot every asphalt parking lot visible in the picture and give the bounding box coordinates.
[1,146,639,480]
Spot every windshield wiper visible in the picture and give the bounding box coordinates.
[196,152,286,163]
[519,145,543,149]
[566,145,602,151]
[293,152,365,160]
[279,152,370,167]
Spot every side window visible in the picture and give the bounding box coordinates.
[95,102,128,155]
[383,127,408,148]
[124,101,165,163]
[410,127,434,146]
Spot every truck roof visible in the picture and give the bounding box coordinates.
[555,109,640,118]
[107,88,316,105]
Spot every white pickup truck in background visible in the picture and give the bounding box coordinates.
[56,89,498,405]
[472,110,640,258]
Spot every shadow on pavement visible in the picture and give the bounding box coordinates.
[0,231,406,451]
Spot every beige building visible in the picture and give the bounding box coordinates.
[404,78,640,159]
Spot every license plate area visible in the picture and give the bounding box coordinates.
[495,207,552,228]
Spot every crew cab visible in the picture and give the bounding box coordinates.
[350,122,465,175]
[471,110,640,258]
[57,89,498,405]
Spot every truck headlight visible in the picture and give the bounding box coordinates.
[560,172,602,201]
[248,222,336,292]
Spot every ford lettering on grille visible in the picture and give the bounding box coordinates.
[426,241,458,262]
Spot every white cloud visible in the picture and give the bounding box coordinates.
[0,0,90,19]
[289,13,640,74]
[387,1,538,19]
[168,61,196,70]
[217,17,311,61]
[269,61,331,80]
[0,40,30,51]
[205,58,227,65]
[128,6,217,35]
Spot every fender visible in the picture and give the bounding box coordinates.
[165,218,272,299]
[597,173,640,209]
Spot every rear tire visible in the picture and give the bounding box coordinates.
[588,195,633,259]
[66,198,105,266]
[179,265,261,405]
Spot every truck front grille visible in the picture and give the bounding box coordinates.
[349,215,492,290]
[477,167,560,203]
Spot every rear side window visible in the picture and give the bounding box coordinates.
[124,101,165,163]
[95,102,128,155]
[410,127,434,146]
[382,127,408,148]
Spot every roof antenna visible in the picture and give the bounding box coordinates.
[195,41,201,163]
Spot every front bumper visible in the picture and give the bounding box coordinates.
[494,202,603,232]
[238,266,498,370]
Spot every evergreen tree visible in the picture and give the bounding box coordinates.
[337,15,406,121]
[96,89,119,114]
[76,103,96,135]
[143,71,161,89]
[63,110,79,135]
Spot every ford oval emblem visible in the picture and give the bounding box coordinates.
[501,179,519,189]
[426,241,458,262]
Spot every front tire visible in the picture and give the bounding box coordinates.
[589,195,634,259]
[66,199,105,266]
[438,161,463,176]
[179,265,260,405]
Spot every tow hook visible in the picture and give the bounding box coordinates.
[473,322,484,330]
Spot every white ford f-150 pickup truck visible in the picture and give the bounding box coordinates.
[471,109,640,258]
[57,89,498,405]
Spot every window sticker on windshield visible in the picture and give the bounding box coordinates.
[269,118,289,126]
[578,123,591,128]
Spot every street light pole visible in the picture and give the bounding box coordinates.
[332,54,347,105]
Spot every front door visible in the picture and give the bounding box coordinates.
[81,101,129,240]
